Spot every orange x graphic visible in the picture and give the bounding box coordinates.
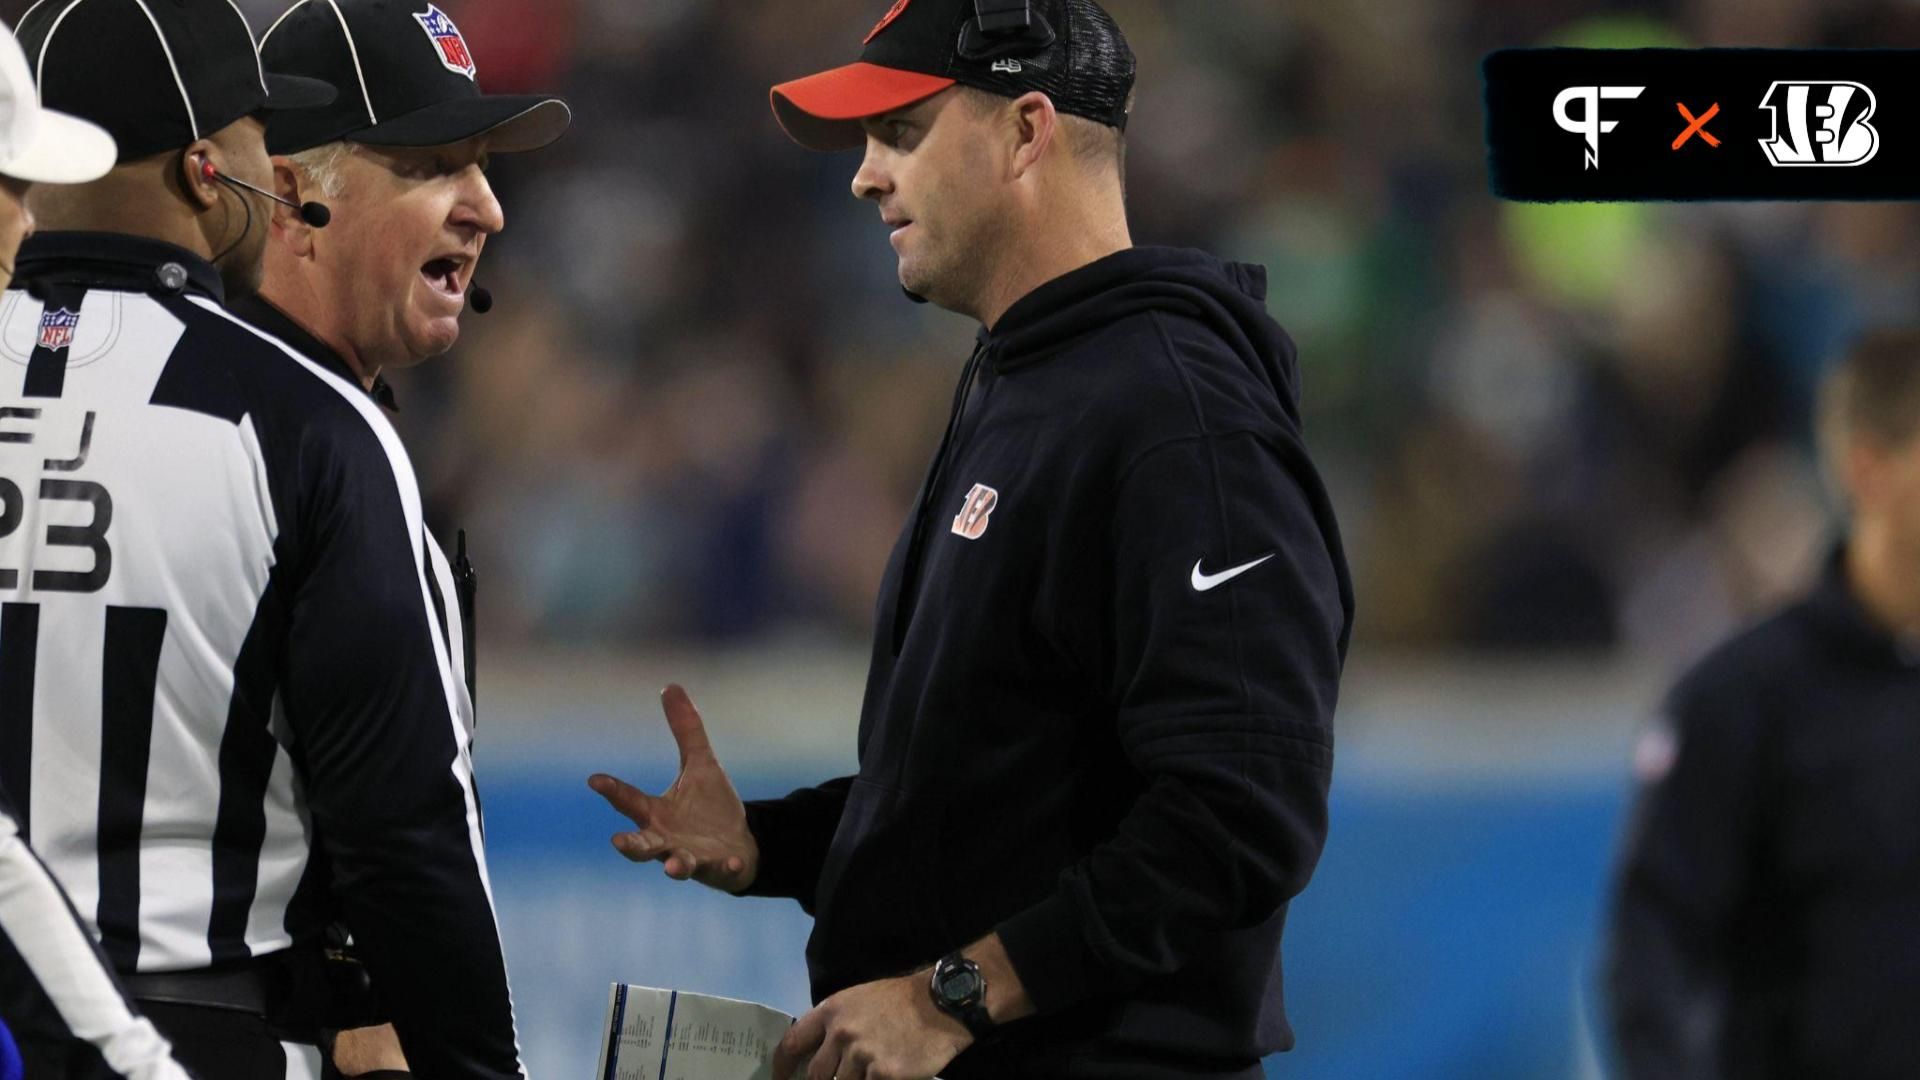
[1673,102,1721,150]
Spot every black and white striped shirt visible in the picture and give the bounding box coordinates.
[0,232,522,1077]
[0,783,190,1080]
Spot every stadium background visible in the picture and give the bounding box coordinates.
[18,0,1920,1075]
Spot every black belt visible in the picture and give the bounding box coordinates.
[121,949,338,1044]
[123,964,273,1015]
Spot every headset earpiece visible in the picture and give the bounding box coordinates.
[199,157,333,229]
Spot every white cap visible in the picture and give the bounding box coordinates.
[0,21,114,183]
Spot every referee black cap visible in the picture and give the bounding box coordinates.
[260,0,570,156]
[15,0,338,163]
[772,0,1136,152]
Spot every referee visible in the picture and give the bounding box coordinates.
[2,2,523,1077]
[591,2,1353,1077]
[0,22,191,1080]
[238,2,568,1071]
[1607,331,1920,1078]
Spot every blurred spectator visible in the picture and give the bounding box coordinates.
[1606,328,1920,1078]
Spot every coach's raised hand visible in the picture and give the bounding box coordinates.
[589,685,760,892]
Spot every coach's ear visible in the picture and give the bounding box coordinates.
[270,156,318,256]
[1008,91,1060,181]
[178,141,224,213]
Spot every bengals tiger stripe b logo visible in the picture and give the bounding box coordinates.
[950,483,999,540]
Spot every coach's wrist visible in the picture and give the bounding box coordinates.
[962,933,1034,1025]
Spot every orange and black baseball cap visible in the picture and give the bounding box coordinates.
[771,0,1135,152]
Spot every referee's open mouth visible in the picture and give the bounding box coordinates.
[420,254,472,306]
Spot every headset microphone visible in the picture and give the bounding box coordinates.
[198,159,331,227]
[468,282,493,314]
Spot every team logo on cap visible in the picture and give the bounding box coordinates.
[413,4,477,80]
[864,0,913,44]
[36,308,79,352]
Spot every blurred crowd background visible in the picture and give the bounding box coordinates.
[42,0,1920,1075]
[213,0,1920,662]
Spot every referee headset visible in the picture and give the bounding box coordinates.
[899,0,1056,304]
[193,154,496,313]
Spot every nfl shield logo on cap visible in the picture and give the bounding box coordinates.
[37,308,79,352]
[413,4,477,80]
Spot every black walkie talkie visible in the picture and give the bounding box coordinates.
[454,529,477,708]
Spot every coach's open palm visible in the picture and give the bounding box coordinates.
[589,684,760,893]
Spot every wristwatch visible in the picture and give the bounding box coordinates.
[928,952,995,1038]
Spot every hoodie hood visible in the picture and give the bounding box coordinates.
[982,245,1302,417]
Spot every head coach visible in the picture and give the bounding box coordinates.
[3,1,529,1077]
[589,2,1356,1078]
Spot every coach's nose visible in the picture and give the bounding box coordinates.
[851,139,893,203]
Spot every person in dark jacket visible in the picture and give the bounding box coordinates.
[589,2,1353,1078]
[1607,329,1920,1080]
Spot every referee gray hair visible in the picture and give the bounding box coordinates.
[284,141,360,200]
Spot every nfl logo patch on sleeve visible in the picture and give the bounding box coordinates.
[413,4,477,80]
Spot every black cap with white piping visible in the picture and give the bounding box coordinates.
[259,0,569,156]
[14,0,336,162]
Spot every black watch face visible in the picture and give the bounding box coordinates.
[936,964,982,1006]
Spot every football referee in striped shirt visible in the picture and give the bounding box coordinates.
[238,1,570,1073]
[0,19,192,1080]
[0,1,527,1076]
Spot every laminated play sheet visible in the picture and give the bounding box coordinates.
[594,984,794,1080]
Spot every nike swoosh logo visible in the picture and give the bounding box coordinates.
[1191,553,1276,592]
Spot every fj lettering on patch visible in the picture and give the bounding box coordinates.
[414,4,477,79]
[951,483,999,540]
[36,308,79,352]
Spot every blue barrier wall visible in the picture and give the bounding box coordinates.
[482,763,1629,1079]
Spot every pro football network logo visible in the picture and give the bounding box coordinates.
[1758,81,1879,166]
[36,308,78,352]
[1552,85,1645,169]
[950,483,999,541]
[864,0,912,44]
[413,4,477,80]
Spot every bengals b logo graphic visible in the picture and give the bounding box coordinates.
[1758,81,1879,167]
[951,483,999,540]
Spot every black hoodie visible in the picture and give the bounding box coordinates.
[744,246,1354,1078]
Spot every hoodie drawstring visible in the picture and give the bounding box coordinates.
[891,340,988,655]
